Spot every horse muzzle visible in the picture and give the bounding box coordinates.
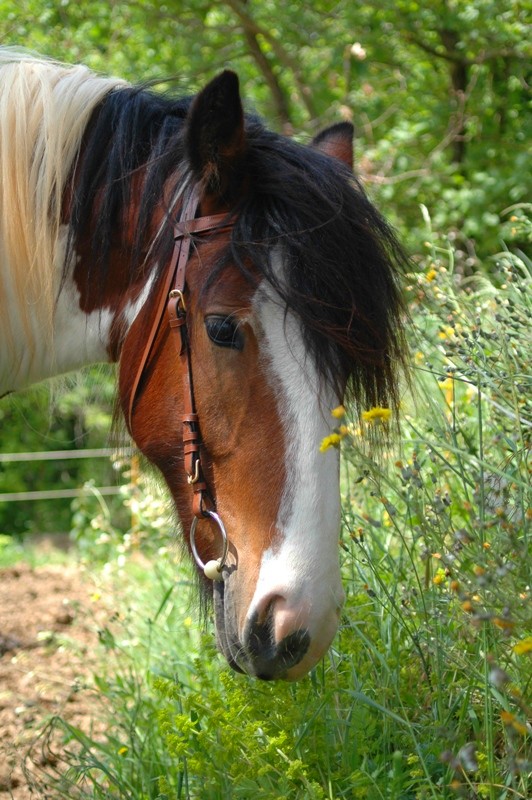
[213,570,344,681]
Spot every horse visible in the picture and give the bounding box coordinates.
[0,50,406,681]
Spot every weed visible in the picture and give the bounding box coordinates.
[22,217,531,799]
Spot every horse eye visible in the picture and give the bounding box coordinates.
[205,315,244,350]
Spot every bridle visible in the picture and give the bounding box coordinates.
[126,182,233,581]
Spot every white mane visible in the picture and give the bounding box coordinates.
[0,49,124,365]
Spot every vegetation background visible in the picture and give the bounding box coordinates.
[0,2,530,799]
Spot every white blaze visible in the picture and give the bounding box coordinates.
[249,280,345,640]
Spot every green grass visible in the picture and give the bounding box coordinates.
[17,223,532,799]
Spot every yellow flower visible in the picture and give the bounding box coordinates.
[118,746,128,756]
[513,636,532,655]
[438,326,455,340]
[433,569,446,585]
[500,711,528,735]
[438,377,454,391]
[361,406,392,424]
[492,617,515,632]
[510,719,529,736]
[426,268,437,282]
[331,404,346,419]
[319,433,342,452]
[438,376,454,408]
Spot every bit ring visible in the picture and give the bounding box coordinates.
[189,510,228,581]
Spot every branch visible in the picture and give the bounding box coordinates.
[223,0,318,122]
[242,27,293,130]
[405,31,525,67]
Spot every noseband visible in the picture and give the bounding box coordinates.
[127,183,233,581]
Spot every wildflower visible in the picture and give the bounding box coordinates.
[433,569,446,585]
[438,375,453,390]
[438,326,455,340]
[319,433,342,452]
[492,617,515,632]
[426,268,437,282]
[458,742,478,772]
[350,42,366,60]
[450,580,460,592]
[361,406,391,424]
[331,404,346,419]
[118,746,128,756]
[462,600,474,613]
[511,719,529,735]
[489,667,510,688]
[500,711,529,735]
[513,636,532,655]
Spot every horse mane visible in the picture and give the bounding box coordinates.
[0,49,123,350]
[1,51,407,415]
[69,84,407,417]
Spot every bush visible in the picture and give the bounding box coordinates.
[25,219,531,799]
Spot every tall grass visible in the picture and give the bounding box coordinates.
[21,219,531,799]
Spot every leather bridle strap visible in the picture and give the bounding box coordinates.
[127,182,233,519]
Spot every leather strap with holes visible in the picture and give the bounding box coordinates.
[127,182,233,518]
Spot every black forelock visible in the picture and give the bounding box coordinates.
[216,121,408,413]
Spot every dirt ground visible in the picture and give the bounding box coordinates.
[0,559,110,799]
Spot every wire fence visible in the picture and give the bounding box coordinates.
[0,448,133,503]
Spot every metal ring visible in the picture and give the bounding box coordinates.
[189,510,228,578]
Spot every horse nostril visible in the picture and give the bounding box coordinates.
[252,592,285,627]
[243,609,310,680]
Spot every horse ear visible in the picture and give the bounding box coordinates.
[312,122,354,171]
[185,70,246,195]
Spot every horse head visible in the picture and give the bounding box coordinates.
[0,54,404,680]
[117,72,404,680]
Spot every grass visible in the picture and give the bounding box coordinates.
[12,219,532,799]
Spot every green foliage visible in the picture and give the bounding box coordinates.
[0,0,529,259]
[22,214,531,800]
[0,0,528,538]
[0,368,120,537]
[0,6,530,797]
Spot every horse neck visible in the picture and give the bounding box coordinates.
[0,218,155,394]
[0,55,129,394]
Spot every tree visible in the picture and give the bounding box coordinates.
[2,0,527,257]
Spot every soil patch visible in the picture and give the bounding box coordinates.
[0,561,110,798]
